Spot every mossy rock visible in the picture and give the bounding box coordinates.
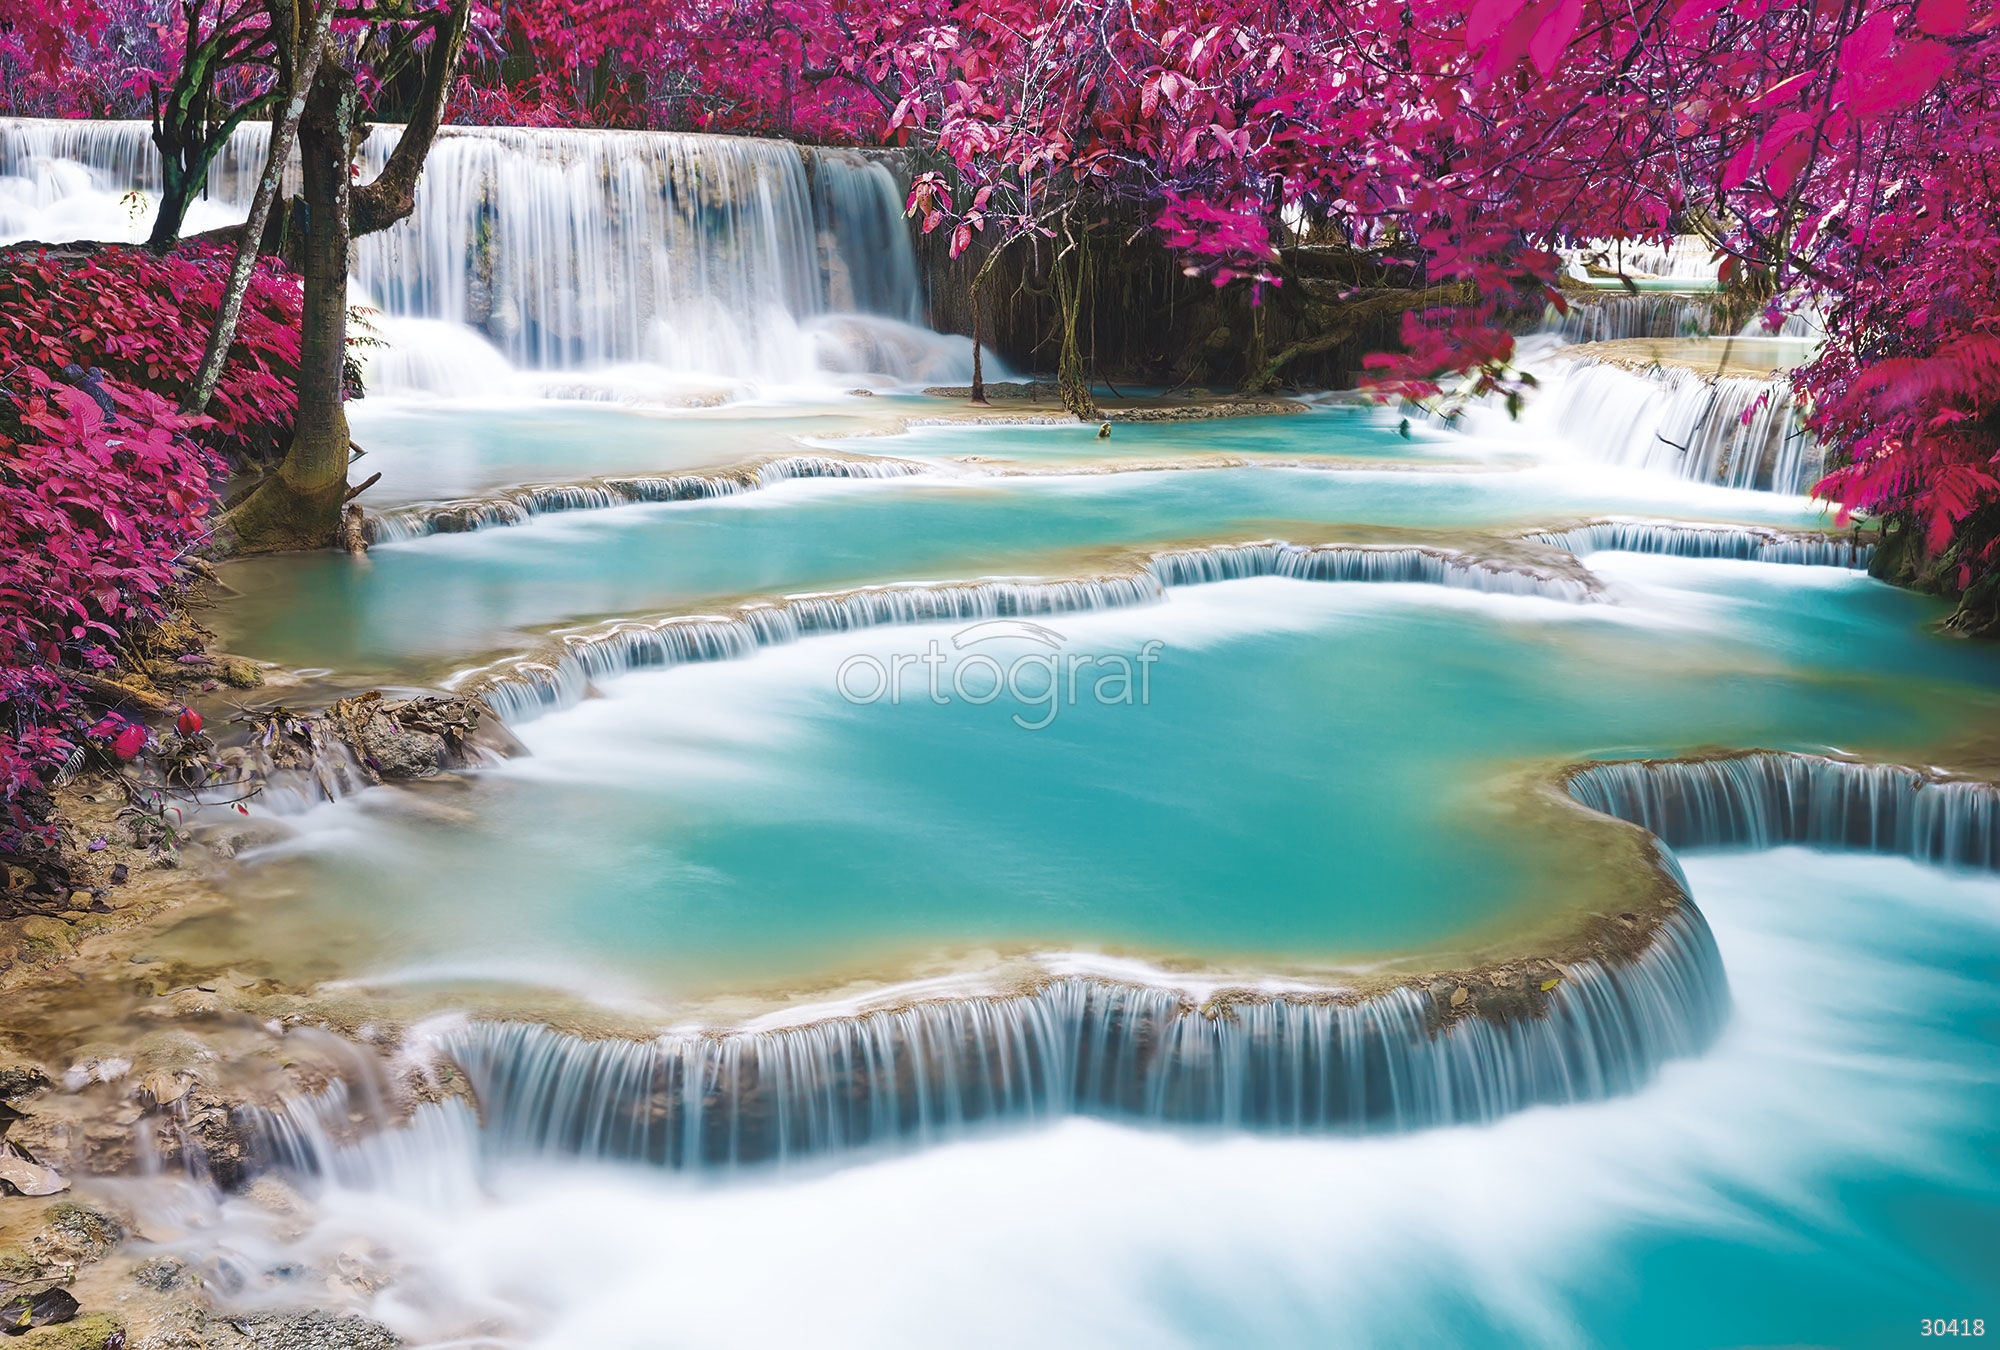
[39,1202,123,1264]
[214,655,264,689]
[11,918,74,958]
[20,1313,123,1349]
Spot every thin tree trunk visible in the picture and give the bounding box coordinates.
[1054,218,1096,420]
[969,283,988,405]
[967,243,1010,406]
[182,0,336,417]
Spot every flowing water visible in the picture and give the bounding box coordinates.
[126,851,2000,1348]
[10,122,2000,1346]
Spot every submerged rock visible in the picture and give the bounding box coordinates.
[327,693,496,785]
[221,1310,400,1349]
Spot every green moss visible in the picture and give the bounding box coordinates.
[0,1245,42,1280]
[215,655,265,688]
[21,1313,124,1349]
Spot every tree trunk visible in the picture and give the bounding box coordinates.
[969,282,988,405]
[211,0,468,554]
[147,145,205,254]
[1054,220,1096,420]
[351,0,472,239]
[183,0,336,417]
[215,60,358,554]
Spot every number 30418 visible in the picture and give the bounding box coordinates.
[1923,1320,1985,1336]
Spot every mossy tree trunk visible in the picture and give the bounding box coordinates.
[969,283,988,404]
[215,60,358,554]
[215,0,470,555]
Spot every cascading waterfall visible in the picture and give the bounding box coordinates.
[469,542,1601,724]
[0,116,975,390]
[232,897,1724,1177]
[1531,358,1820,494]
[1523,519,1872,567]
[472,575,1169,723]
[225,744,2000,1182]
[1144,541,1598,599]
[1563,235,1719,283]
[1542,294,1720,343]
[366,455,930,542]
[1566,752,2000,869]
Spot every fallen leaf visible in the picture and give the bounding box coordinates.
[0,1153,69,1196]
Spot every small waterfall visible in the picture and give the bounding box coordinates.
[237,1083,486,1205]
[1564,235,1719,283]
[470,542,1600,724]
[0,116,970,388]
[1533,359,1821,494]
[1145,541,1599,600]
[367,455,929,542]
[354,905,1724,1172]
[808,149,923,322]
[1565,753,2000,869]
[472,575,1168,723]
[1523,519,1872,568]
[1543,295,1719,343]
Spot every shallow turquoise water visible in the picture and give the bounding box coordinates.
[346,398,905,506]
[228,561,1999,998]
[167,850,2000,1349]
[220,456,1846,676]
[858,404,1480,464]
[341,399,1450,512]
[195,399,2000,1350]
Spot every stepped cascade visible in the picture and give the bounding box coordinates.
[1542,294,1721,343]
[0,117,975,390]
[1567,752,2000,868]
[243,903,1727,1174]
[1527,357,1820,493]
[5,47,1999,1341]
[464,544,1603,724]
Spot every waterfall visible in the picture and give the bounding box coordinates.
[468,542,1600,724]
[225,744,2000,1181]
[0,116,974,390]
[1543,295,1720,343]
[230,900,1724,1177]
[1563,235,1719,283]
[1523,519,1872,568]
[367,455,930,542]
[1145,541,1599,599]
[1531,359,1821,494]
[471,575,1171,723]
[1565,752,2000,869]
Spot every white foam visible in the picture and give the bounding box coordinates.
[125,851,2000,1347]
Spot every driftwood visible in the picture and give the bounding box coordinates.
[72,673,177,716]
